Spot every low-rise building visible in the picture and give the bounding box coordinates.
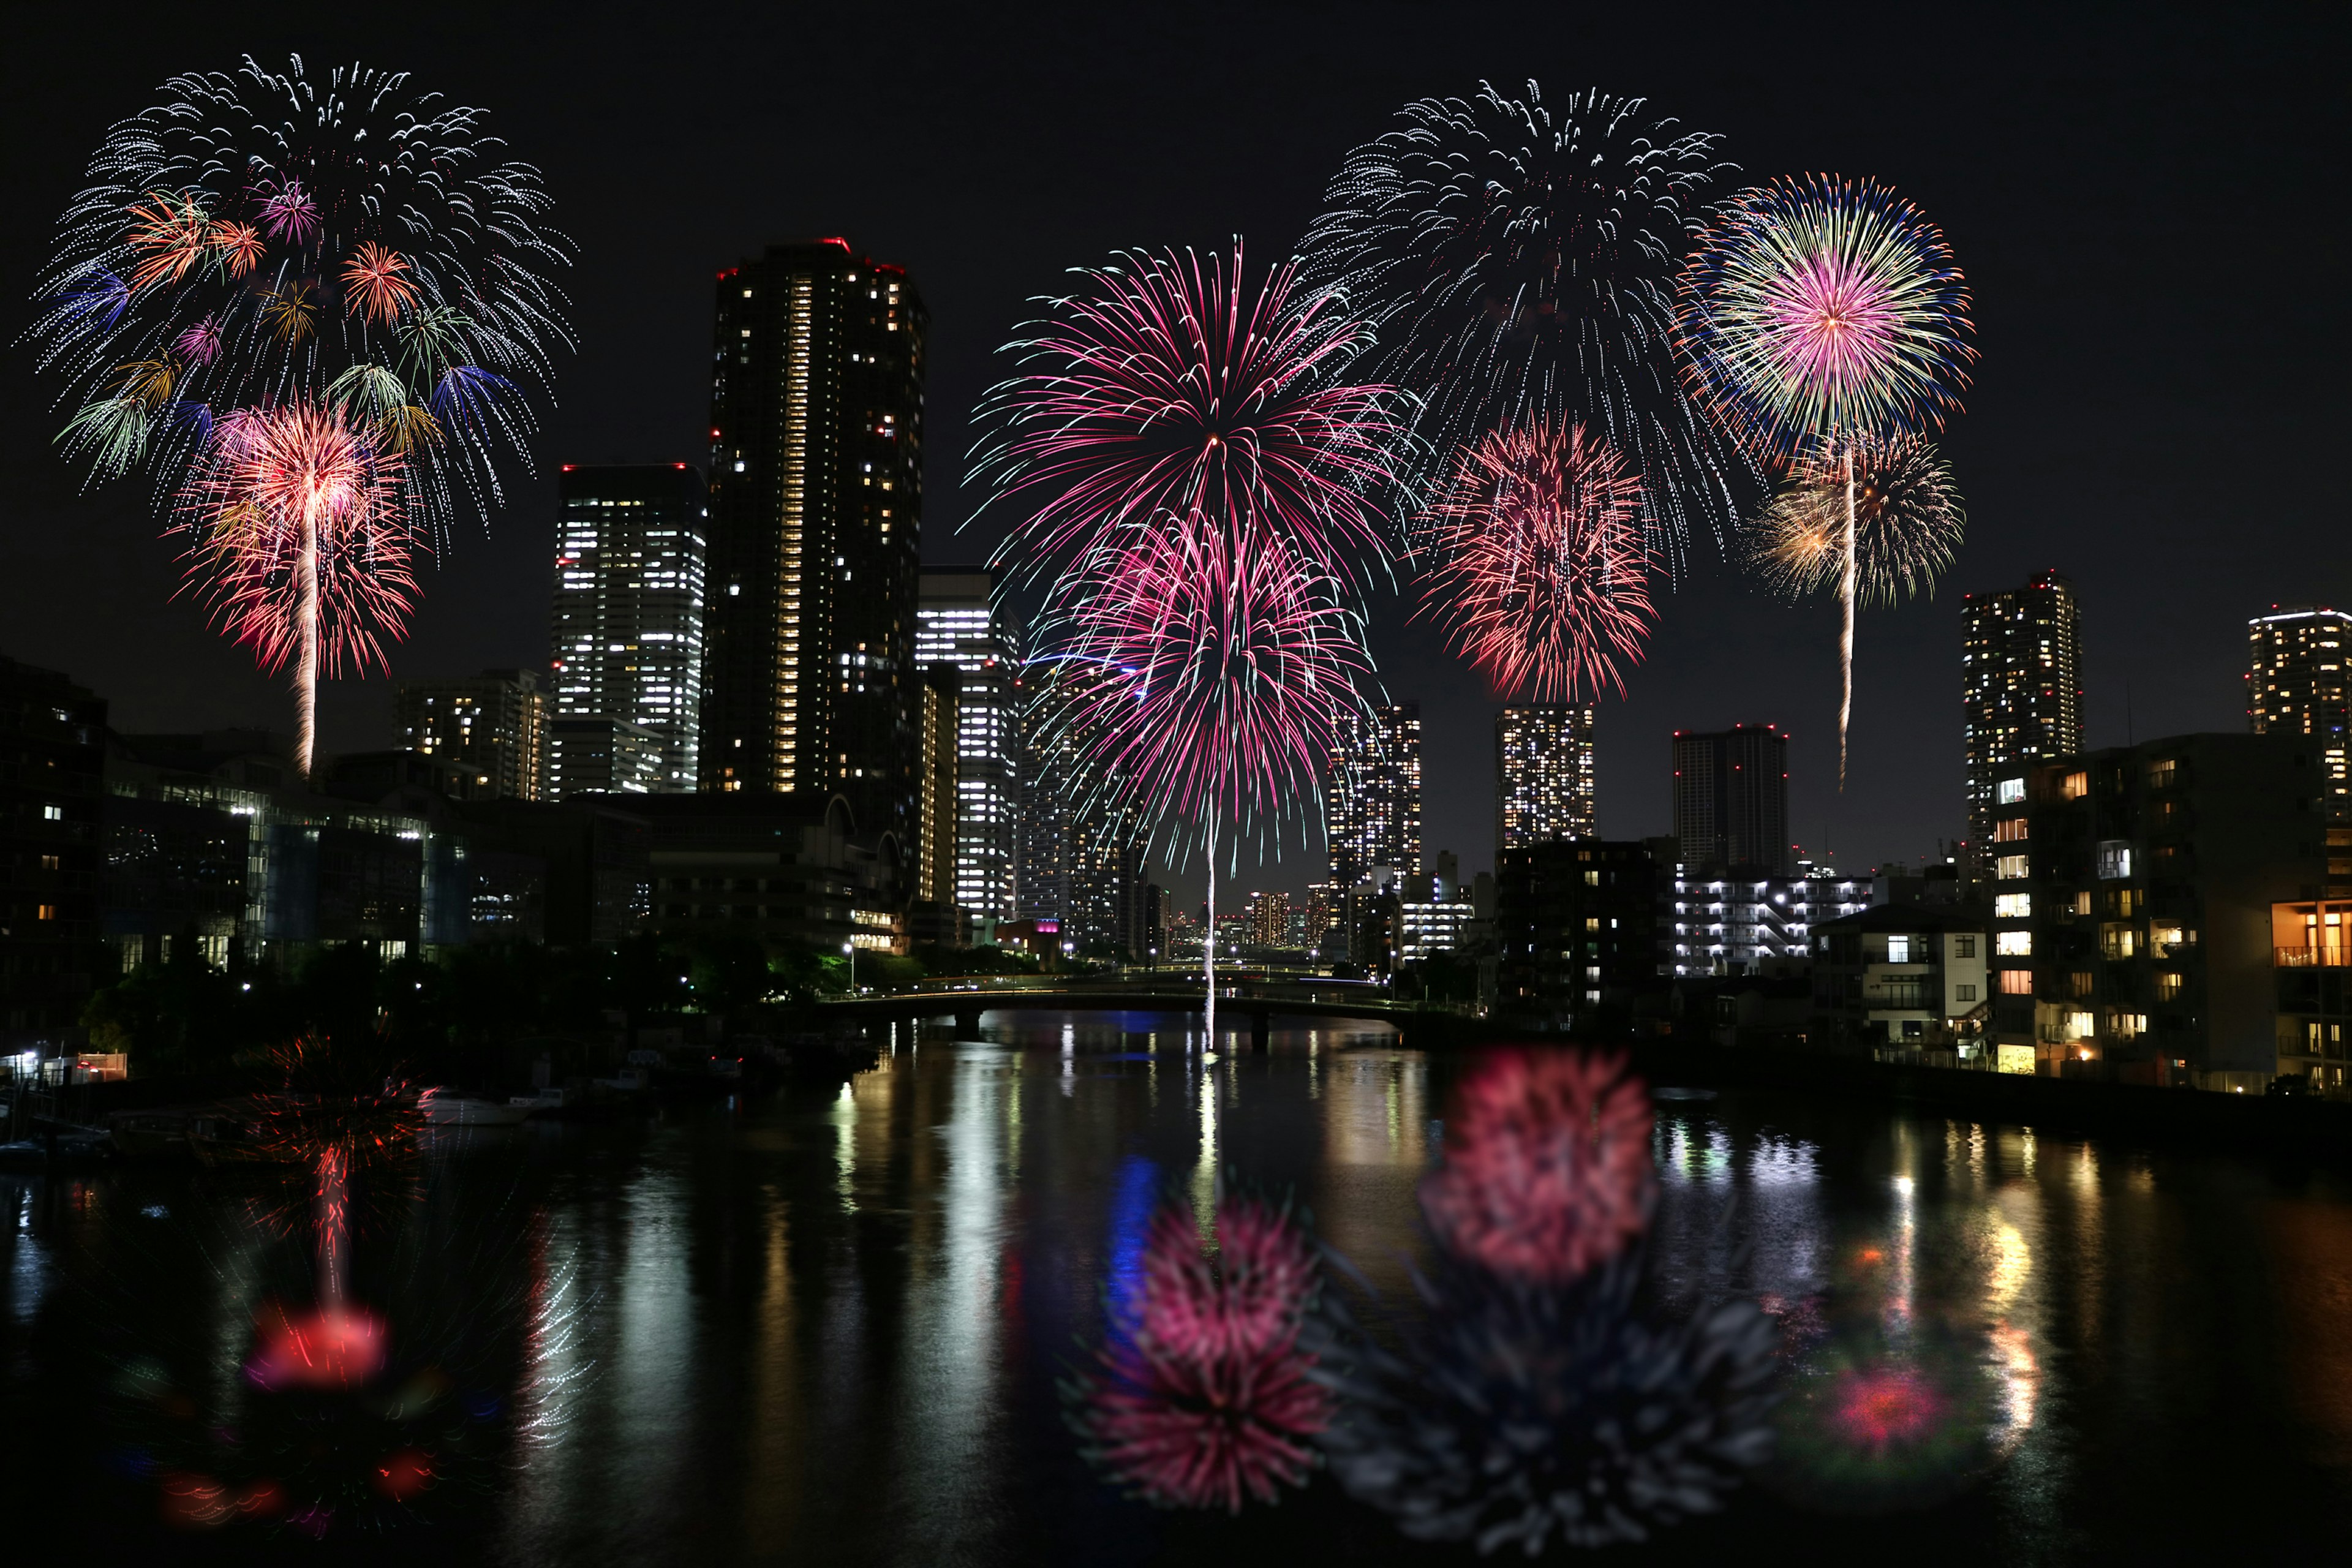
[1668,864,1871,976]
[630,791,907,954]
[1999,733,2323,1087]
[2,655,107,1041]
[1494,839,1662,1030]
[1810,904,1991,1060]
[2270,898,2351,1095]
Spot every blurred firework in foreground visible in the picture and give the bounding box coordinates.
[1302,80,1744,567]
[30,53,573,764]
[1417,1047,1657,1285]
[1675,174,1972,783]
[1066,1193,1330,1512]
[178,402,417,774]
[968,241,1402,586]
[1416,418,1656,703]
[1306,1049,1777,1550]
[1748,432,1964,606]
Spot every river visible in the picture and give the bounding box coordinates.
[4,1011,2350,1563]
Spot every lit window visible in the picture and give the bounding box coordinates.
[1999,969,2033,995]
[1886,935,1912,963]
[2097,841,2133,880]
[2062,771,2089,799]
[1996,854,2030,880]
[1998,777,2026,804]
[1997,930,2032,956]
[1995,892,2032,919]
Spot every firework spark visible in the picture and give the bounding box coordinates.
[969,241,1402,584]
[1416,418,1656,702]
[1676,175,1972,782]
[178,403,418,774]
[1749,432,1964,605]
[1302,80,1746,567]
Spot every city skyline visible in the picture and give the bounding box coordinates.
[0,4,2340,908]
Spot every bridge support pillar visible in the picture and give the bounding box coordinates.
[1250,1009,1270,1052]
[952,1008,983,1038]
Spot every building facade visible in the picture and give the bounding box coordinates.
[915,569,1019,919]
[1494,839,1663,1028]
[633,791,906,954]
[1,656,107,1038]
[918,665,959,907]
[1329,703,1423,888]
[549,464,707,791]
[1962,570,2084,855]
[1496,704,1596,851]
[395,668,548,802]
[546,717,666,799]
[701,239,925,849]
[1672,724,1792,875]
[2247,605,2352,830]
[1668,865,1872,976]
[1997,733,2322,1087]
[1811,904,1991,1055]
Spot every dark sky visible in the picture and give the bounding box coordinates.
[3,2,2345,908]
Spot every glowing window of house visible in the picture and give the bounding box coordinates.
[2062,771,2090,800]
[1997,930,2032,956]
[1885,935,1912,963]
[1998,777,2026,805]
[2097,841,2133,880]
[1996,854,2030,880]
[1995,892,2032,919]
[1999,969,2033,995]
[2156,971,2184,1000]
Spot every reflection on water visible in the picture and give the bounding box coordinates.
[2,1016,2350,1562]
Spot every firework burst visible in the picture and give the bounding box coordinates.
[30,55,573,764]
[969,241,1403,584]
[1676,175,1973,783]
[1749,432,1964,605]
[178,402,418,774]
[1416,417,1656,702]
[1302,80,1745,568]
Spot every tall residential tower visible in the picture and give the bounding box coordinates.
[701,239,925,844]
[915,569,1020,919]
[1496,704,1596,850]
[2248,605,2352,824]
[549,464,707,791]
[1961,570,2083,851]
[1329,703,1423,888]
[395,669,548,801]
[1672,724,1791,875]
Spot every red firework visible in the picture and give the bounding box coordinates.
[1071,1196,1329,1512]
[971,241,1402,582]
[178,402,418,772]
[1420,1049,1657,1284]
[342,242,419,326]
[1417,418,1656,702]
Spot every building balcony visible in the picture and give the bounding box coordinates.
[2277,946,2352,968]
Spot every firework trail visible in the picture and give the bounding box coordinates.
[968,241,1403,587]
[1749,432,1964,605]
[1301,81,1745,571]
[30,54,573,767]
[178,403,417,774]
[1676,175,1972,782]
[1031,508,1376,1038]
[1416,418,1656,703]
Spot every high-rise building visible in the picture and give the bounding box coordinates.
[1246,890,1293,949]
[396,669,548,801]
[701,239,925,845]
[549,464,708,791]
[546,717,665,799]
[918,665,959,906]
[1015,670,1070,923]
[1496,705,1596,850]
[1961,570,2083,851]
[1329,703,1423,888]
[2248,605,2352,824]
[1672,724,1792,875]
[2,655,107,1036]
[916,570,1020,919]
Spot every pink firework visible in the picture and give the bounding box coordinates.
[1071,1196,1329,1512]
[178,402,418,774]
[971,241,1403,582]
[1417,418,1656,702]
[175,316,222,366]
[257,178,320,246]
[1420,1049,1656,1284]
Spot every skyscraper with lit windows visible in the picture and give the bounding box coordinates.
[1496,705,1596,851]
[1961,570,2084,853]
[1328,703,1423,888]
[701,239,925,845]
[549,464,706,791]
[2248,605,2352,824]
[916,568,1019,919]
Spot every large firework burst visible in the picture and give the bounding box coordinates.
[1676,175,1972,783]
[178,403,417,773]
[31,54,573,765]
[1748,432,1964,606]
[1416,418,1656,703]
[968,241,1402,585]
[1301,80,1744,568]
[1030,507,1375,1023]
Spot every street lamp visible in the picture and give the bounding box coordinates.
[843,940,856,995]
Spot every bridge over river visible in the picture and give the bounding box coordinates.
[814,975,1483,1049]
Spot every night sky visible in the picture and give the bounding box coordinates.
[2,2,2343,907]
